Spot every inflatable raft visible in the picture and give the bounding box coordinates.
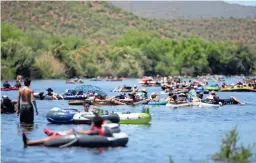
[1,87,19,91]
[220,87,256,92]
[63,95,87,100]
[46,108,120,124]
[205,85,220,91]
[166,102,193,108]
[116,106,151,124]
[198,102,221,108]
[147,100,168,105]
[46,108,80,124]
[73,112,120,124]
[43,131,129,148]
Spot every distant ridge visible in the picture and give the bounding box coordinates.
[110,1,256,19]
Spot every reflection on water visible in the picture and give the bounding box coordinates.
[17,123,39,133]
[1,79,256,163]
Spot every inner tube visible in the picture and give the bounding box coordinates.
[46,108,120,124]
[43,132,129,148]
[46,108,80,124]
[73,112,120,124]
[1,96,16,113]
[147,101,168,105]
[166,102,192,108]
[114,106,151,124]
[198,102,221,108]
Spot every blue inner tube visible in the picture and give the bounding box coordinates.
[46,108,120,124]
[46,108,79,124]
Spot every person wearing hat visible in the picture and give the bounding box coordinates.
[46,88,58,100]
[140,89,148,99]
[131,85,139,94]
[149,92,160,102]
[3,81,11,88]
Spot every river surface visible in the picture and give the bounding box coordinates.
[1,78,256,163]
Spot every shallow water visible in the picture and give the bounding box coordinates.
[1,78,256,163]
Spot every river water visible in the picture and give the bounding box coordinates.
[1,78,256,163]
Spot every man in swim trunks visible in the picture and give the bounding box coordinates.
[22,116,110,147]
[17,78,38,124]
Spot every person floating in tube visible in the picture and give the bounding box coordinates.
[3,81,11,88]
[45,88,58,100]
[22,116,111,147]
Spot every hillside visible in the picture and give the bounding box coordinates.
[110,1,256,19]
[1,1,256,45]
[1,1,256,79]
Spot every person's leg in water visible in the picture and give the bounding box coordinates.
[23,132,56,147]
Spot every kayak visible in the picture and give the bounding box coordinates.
[43,132,129,148]
[166,102,193,108]
[147,101,168,105]
[1,87,19,91]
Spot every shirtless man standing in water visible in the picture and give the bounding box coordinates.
[17,78,38,124]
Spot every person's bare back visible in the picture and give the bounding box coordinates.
[17,78,38,124]
[19,87,33,104]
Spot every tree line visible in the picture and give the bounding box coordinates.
[1,23,256,80]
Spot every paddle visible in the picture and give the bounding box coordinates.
[59,128,78,148]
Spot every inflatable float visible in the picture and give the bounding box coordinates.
[1,87,19,91]
[43,132,128,148]
[46,108,120,124]
[116,106,151,124]
[46,108,80,124]
[147,100,168,105]
[63,95,87,100]
[198,102,221,108]
[23,127,128,148]
[220,87,256,92]
[205,85,220,91]
[166,102,193,108]
[73,112,120,124]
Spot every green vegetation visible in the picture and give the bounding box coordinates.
[212,127,254,163]
[169,127,255,163]
[1,1,256,79]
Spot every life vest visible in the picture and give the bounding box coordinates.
[90,120,107,136]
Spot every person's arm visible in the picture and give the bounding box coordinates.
[17,90,21,116]
[31,89,38,115]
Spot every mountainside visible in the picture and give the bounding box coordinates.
[110,1,256,19]
[1,1,256,45]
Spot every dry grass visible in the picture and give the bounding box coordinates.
[34,53,66,78]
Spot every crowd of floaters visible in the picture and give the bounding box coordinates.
[1,75,255,111]
[1,75,255,148]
